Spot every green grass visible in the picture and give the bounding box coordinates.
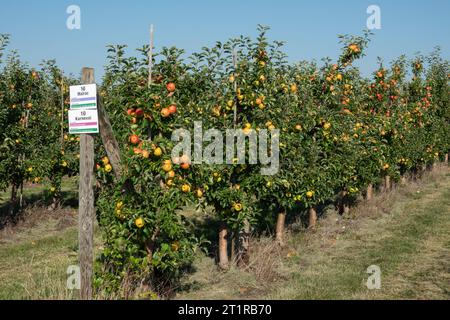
[0,176,86,300]
[0,226,79,299]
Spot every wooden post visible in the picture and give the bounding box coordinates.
[237,220,250,266]
[97,94,123,179]
[148,24,154,87]
[232,50,238,128]
[400,175,407,185]
[275,210,286,245]
[309,207,317,228]
[384,176,391,192]
[18,107,30,210]
[445,153,449,164]
[60,76,65,146]
[9,184,17,216]
[78,68,95,300]
[218,223,229,270]
[366,183,373,200]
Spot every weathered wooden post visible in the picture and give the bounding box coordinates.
[275,210,286,246]
[77,68,96,300]
[97,94,122,179]
[218,223,229,270]
[384,175,391,192]
[309,207,317,228]
[71,68,123,300]
[366,183,373,200]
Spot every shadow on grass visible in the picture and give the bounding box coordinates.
[0,189,78,230]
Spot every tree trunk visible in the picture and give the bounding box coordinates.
[230,231,235,263]
[218,223,229,270]
[9,184,18,216]
[51,196,59,210]
[10,184,17,203]
[432,162,437,171]
[236,219,250,267]
[144,227,159,263]
[275,211,286,245]
[19,183,24,209]
[309,207,317,228]
[339,191,350,215]
[400,175,407,185]
[366,184,373,200]
[445,153,449,164]
[343,203,350,215]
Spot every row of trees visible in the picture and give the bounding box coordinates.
[0,34,78,214]
[95,27,450,297]
[1,28,448,298]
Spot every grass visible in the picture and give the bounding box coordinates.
[0,167,449,299]
[0,227,78,299]
[177,166,450,300]
[0,177,87,300]
[276,169,450,300]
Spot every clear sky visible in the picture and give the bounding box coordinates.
[1,0,449,79]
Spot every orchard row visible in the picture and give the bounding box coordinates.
[0,34,79,213]
[95,27,449,296]
[0,28,448,297]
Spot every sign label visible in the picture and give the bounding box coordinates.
[70,84,97,109]
[69,109,99,134]
[69,83,99,134]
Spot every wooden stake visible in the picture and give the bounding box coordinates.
[366,183,373,200]
[309,207,317,228]
[237,220,251,267]
[218,223,229,270]
[78,68,95,300]
[384,176,391,192]
[148,24,154,88]
[97,94,123,179]
[400,175,407,185]
[60,76,65,146]
[18,107,30,210]
[230,231,235,263]
[275,211,286,245]
[232,50,238,128]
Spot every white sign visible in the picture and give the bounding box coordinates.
[68,109,99,134]
[70,84,97,109]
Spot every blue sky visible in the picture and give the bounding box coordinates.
[0,0,449,79]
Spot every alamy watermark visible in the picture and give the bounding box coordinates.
[171,121,280,175]
[367,5,381,30]
[67,265,81,290]
[66,5,81,30]
[366,265,381,289]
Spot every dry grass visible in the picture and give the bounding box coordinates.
[177,165,450,300]
[0,206,77,244]
[175,236,293,300]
